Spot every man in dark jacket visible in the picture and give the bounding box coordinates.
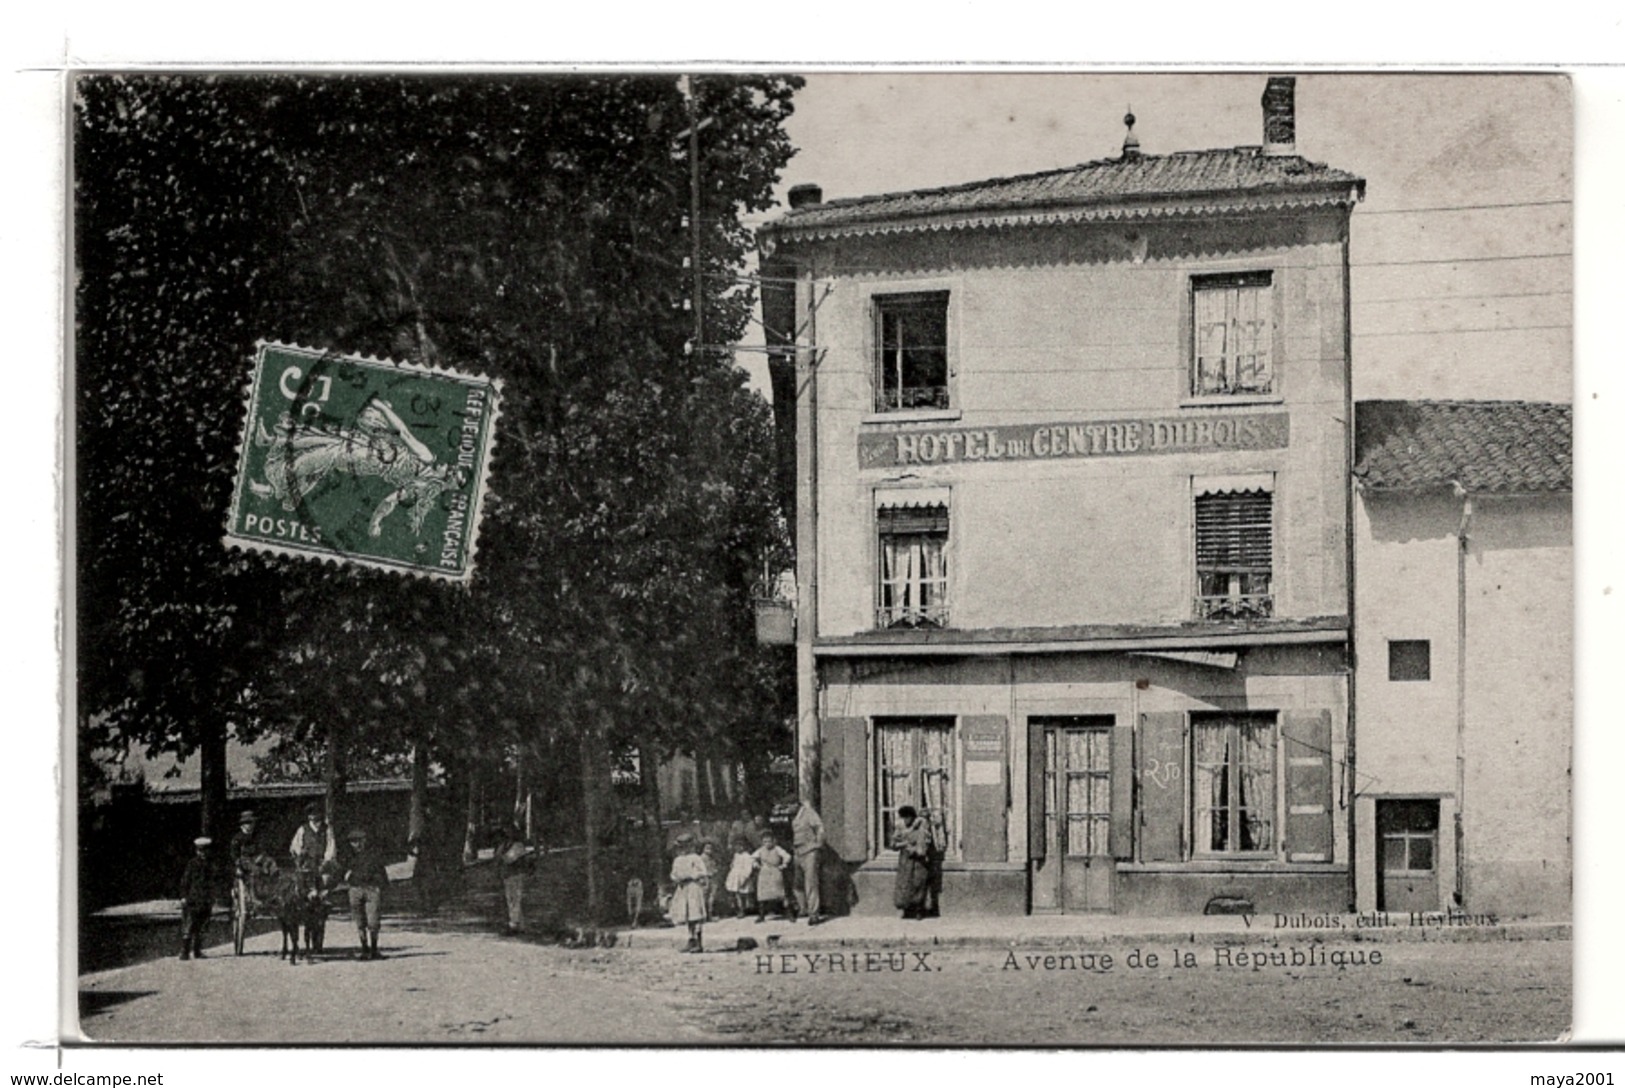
[342,827,390,960]
[178,836,214,960]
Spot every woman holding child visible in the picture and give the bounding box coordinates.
[892,805,932,920]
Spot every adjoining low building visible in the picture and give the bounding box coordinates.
[1352,399,1571,918]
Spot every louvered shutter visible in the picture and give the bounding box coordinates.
[1109,720,1135,860]
[818,717,869,862]
[1195,491,1273,571]
[961,716,1007,863]
[1283,710,1334,862]
[1139,712,1187,862]
[1027,718,1047,862]
[876,505,949,534]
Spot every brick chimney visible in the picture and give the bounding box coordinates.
[788,183,823,209]
[1261,76,1296,156]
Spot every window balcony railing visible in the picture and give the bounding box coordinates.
[1194,593,1274,621]
[877,603,950,630]
[877,385,950,413]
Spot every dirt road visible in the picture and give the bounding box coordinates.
[77,917,1569,1045]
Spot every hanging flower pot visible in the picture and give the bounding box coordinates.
[753,598,795,645]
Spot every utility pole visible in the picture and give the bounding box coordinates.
[685,73,704,357]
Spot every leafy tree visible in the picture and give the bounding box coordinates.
[75,73,800,918]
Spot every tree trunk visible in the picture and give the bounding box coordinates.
[324,719,346,832]
[580,720,607,921]
[638,735,665,887]
[199,718,228,844]
[463,763,482,864]
[409,736,430,845]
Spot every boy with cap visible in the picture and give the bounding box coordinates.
[178,836,214,960]
[342,826,390,960]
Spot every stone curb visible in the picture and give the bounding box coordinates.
[655,921,1571,951]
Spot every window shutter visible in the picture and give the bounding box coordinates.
[1109,720,1135,860]
[877,505,949,534]
[818,717,869,862]
[1139,712,1186,862]
[960,715,1007,863]
[1195,492,1273,569]
[1283,709,1334,862]
[1027,718,1047,862]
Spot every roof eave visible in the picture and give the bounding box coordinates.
[761,183,1364,247]
[1356,480,1571,498]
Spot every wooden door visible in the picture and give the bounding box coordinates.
[1378,799,1440,913]
[1031,718,1114,913]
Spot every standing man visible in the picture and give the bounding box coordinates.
[230,810,262,878]
[494,819,536,933]
[289,802,336,886]
[178,836,214,960]
[342,827,390,960]
[289,802,337,953]
[791,796,827,925]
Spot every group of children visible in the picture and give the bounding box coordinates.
[667,828,801,954]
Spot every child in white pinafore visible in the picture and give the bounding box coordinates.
[668,833,709,953]
[751,829,794,922]
[723,837,757,918]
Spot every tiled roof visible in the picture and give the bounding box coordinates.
[1354,400,1572,494]
[764,147,1364,242]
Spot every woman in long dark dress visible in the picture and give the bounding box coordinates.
[892,805,932,919]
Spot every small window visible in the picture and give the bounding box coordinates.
[1378,799,1439,874]
[1192,713,1277,856]
[1192,271,1274,396]
[875,292,950,412]
[1388,640,1431,682]
[1194,489,1273,620]
[877,503,949,628]
[876,717,956,861]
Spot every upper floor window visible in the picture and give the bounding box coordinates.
[877,501,948,628]
[875,292,950,412]
[1194,488,1273,620]
[1192,272,1273,397]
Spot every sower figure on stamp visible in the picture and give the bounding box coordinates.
[178,836,213,960]
[342,827,390,960]
[791,796,828,925]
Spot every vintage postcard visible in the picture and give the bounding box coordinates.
[68,70,1574,1053]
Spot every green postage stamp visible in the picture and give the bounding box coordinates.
[225,342,501,581]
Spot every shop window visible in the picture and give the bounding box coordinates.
[877,503,949,628]
[1192,271,1274,396]
[1192,713,1277,856]
[875,292,950,412]
[876,717,957,861]
[1194,489,1273,619]
[1388,640,1431,682]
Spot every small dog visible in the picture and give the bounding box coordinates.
[626,878,645,928]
